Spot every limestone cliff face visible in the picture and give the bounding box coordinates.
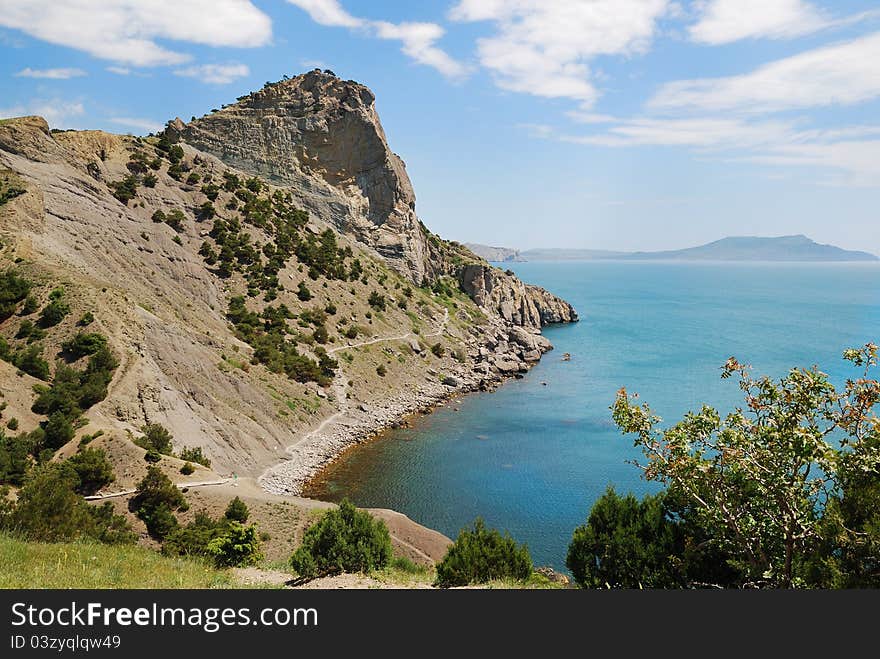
[460,264,578,328]
[168,70,576,330]
[168,70,433,284]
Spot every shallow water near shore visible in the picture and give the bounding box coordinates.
[305,261,880,569]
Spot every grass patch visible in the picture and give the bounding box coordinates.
[0,534,237,588]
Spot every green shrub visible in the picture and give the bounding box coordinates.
[151,209,166,223]
[77,312,95,326]
[566,487,684,589]
[20,295,38,316]
[42,412,75,450]
[13,344,50,380]
[296,282,312,301]
[64,447,115,495]
[430,343,445,358]
[179,462,195,475]
[142,172,157,188]
[224,496,249,523]
[435,518,532,587]
[376,364,386,377]
[131,466,186,539]
[207,521,263,567]
[5,418,18,431]
[0,269,32,321]
[367,291,386,311]
[108,174,139,204]
[61,332,108,358]
[0,431,34,486]
[290,499,392,578]
[162,511,262,567]
[15,319,35,340]
[178,446,211,468]
[201,184,219,201]
[5,463,132,544]
[136,423,174,455]
[38,299,70,328]
[164,209,186,232]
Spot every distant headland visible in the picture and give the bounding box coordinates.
[466,235,879,263]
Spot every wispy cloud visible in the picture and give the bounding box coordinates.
[449,0,672,106]
[689,0,880,44]
[286,0,469,79]
[173,63,250,85]
[106,66,130,76]
[0,0,271,66]
[650,32,880,114]
[14,67,86,79]
[108,116,164,134]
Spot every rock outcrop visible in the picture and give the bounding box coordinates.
[167,69,434,285]
[459,264,577,329]
[167,70,575,330]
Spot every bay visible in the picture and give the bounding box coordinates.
[306,261,880,569]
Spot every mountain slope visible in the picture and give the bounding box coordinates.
[0,72,577,503]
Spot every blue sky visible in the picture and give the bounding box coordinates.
[1,1,879,253]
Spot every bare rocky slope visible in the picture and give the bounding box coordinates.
[0,71,576,561]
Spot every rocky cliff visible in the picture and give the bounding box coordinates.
[168,70,574,331]
[460,265,577,327]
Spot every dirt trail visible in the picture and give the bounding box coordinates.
[83,479,230,501]
[258,308,449,490]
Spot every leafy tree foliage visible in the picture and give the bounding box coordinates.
[224,496,249,522]
[612,344,880,588]
[0,269,31,321]
[38,298,70,328]
[3,463,132,544]
[136,424,174,455]
[435,518,532,587]
[61,332,107,359]
[64,447,115,495]
[290,499,392,578]
[178,446,211,468]
[131,466,187,539]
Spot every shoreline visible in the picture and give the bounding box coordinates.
[258,365,518,497]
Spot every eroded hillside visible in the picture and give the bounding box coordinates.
[0,71,576,504]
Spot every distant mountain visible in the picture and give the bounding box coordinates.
[621,235,878,262]
[473,236,877,263]
[465,243,524,262]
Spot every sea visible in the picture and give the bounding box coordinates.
[305,261,880,570]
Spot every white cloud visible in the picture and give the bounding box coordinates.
[373,21,469,79]
[689,0,829,44]
[0,0,272,66]
[286,0,468,79]
[174,63,250,85]
[0,98,85,128]
[566,117,797,148]
[108,117,164,134]
[528,116,880,186]
[286,0,363,28]
[650,32,880,114]
[14,67,86,79]
[449,0,672,105]
[689,0,880,45]
[106,66,131,75]
[565,111,617,124]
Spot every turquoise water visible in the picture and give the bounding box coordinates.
[308,262,880,569]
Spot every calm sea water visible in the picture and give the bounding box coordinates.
[307,261,880,569]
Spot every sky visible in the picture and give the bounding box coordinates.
[1,0,879,253]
